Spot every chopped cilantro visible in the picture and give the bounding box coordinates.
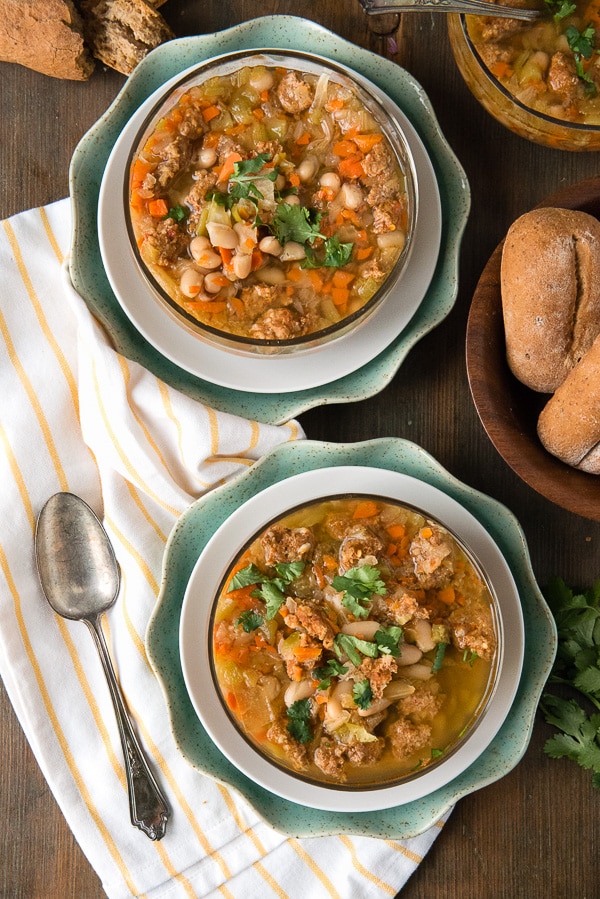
[235,610,263,632]
[333,565,386,620]
[333,632,379,667]
[540,577,600,790]
[165,204,188,222]
[303,233,354,269]
[255,580,287,619]
[565,24,599,94]
[544,0,576,19]
[228,153,278,202]
[286,698,313,744]
[462,648,478,666]
[228,564,264,591]
[313,658,348,690]
[431,748,444,759]
[353,679,373,710]
[227,561,305,620]
[271,202,325,246]
[374,625,403,657]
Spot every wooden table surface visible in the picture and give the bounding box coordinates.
[2,2,599,897]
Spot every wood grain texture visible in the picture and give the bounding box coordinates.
[2,2,600,897]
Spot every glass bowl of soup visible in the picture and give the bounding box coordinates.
[124,51,417,356]
[448,8,600,150]
[179,467,524,812]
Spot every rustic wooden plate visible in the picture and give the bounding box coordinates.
[466,176,600,522]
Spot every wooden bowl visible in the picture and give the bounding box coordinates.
[466,177,600,522]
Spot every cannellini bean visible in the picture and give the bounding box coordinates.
[295,155,318,182]
[189,235,212,261]
[279,241,306,262]
[233,221,257,254]
[203,271,229,294]
[320,171,341,193]
[400,662,434,680]
[325,680,354,723]
[284,678,315,707]
[340,182,363,210]
[259,235,283,256]
[395,643,423,666]
[283,194,301,206]
[195,249,222,271]
[197,146,217,168]
[206,222,238,249]
[232,252,253,280]
[341,620,380,640]
[383,679,415,701]
[275,173,286,191]
[411,618,435,653]
[249,68,275,93]
[256,266,287,285]
[179,267,204,298]
[377,229,406,250]
[258,674,282,701]
[357,697,391,717]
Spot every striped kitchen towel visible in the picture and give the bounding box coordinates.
[0,197,448,898]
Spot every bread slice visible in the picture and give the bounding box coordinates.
[501,207,600,393]
[80,0,174,75]
[0,0,94,80]
[537,332,600,473]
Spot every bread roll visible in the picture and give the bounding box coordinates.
[501,206,600,393]
[537,331,600,473]
[80,0,174,75]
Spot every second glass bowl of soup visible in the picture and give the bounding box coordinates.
[448,10,600,150]
[126,51,417,355]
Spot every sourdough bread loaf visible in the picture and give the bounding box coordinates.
[501,206,600,393]
[537,331,600,473]
[80,0,174,75]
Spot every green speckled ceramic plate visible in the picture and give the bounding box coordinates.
[146,438,557,838]
[69,15,469,425]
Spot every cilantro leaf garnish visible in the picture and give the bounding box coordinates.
[271,203,325,246]
[286,698,313,744]
[565,24,598,94]
[236,610,263,632]
[255,580,287,619]
[313,658,348,689]
[165,204,188,222]
[227,153,278,202]
[462,648,479,666]
[375,625,403,657]
[228,564,264,591]
[544,0,576,20]
[541,577,600,790]
[333,633,379,667]
[353,679,373,710]
[303,234,354,269]
[227,562,305,620]
[333,565,386,620]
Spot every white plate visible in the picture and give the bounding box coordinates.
[98,54,442,394]
[179,465,524,813]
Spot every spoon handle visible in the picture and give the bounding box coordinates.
[86,617,170,840]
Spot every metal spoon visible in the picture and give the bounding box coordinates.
[35,492,170,841]
[359,0,541,19]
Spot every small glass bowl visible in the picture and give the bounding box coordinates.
[125,50,418,357]
[448,14,600,151]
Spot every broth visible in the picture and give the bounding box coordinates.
[211,496,498,787]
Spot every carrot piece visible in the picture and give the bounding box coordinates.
[185,299,228,313]
[260,89,270,102]
[226,691,238,710]
[333,139,359,158]
[420,526,433,539]
[287,264,305,282]
[217,151,243,183]
[331,286,350,307]
[251,247,264,271]
[438,586,456,605]
[253,107,265,119]
[148,198,168,217]
[229,296,245,317]
[288,171,301,188]
[356,246,374,260]
[131,158,153,189]
[322,554,337,570]
[202,104,221,122]
[325,97,344,112]
[386,523,406,539]
[312,563,326,589]
[332,270,355,288]
[307,269,323,291]
[296,131,311,145]
[293,644,322,662]
[352,499,379,518]
[352,133,383,153]
[338,156,364,179]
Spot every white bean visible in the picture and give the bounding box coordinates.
[412,618,435,653]
[283,194,300,206]
[377,229,406,251]
[256,266,287,285]
[249,68,274,93]
[357,697,391,717]
[232,253,253,280]
[203,271,228,294]
[179,267,203,298]
[233,221,257,254]
[341,620,380,640]
[320,171,341,193]
[401,662,434,681]
[206,222,238,249]
[396,643,423,666]
[195,249,222,271]
[279,241,306,262]
[284,679,315,707]
[189,235,211,262]
[197,146,217,168]
[295,156,318,182]
[383,679,415,700]
[340,182,363,210]
[259,235,283,256]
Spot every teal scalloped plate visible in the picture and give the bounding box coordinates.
[146,438,557,838]
[69,15,469,425]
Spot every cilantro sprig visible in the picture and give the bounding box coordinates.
[332,565,386,620]
[287,698,313,744]
[228,561,305,619]
[540,577,600,790]
[565,23,599,94]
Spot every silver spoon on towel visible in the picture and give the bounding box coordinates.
[359,0,541,19]
[35,492,170,840]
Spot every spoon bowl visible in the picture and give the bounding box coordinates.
[35,492,170,840]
